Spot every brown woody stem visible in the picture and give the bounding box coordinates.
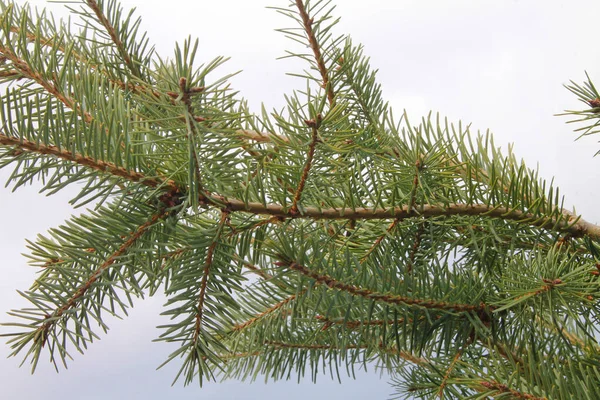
[290,118,320,214]
[0,132,175,189]
[284,261,488,313]
[85,0,141,78]
[295,0,335,106]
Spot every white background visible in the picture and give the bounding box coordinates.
[1,1,600,398]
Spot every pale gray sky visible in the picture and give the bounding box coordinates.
[2,1,600,399]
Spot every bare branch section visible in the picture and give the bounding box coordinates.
[85,0,142,78]
[0,132,175,189]
[38,209,169,345]
[193,211,229,344]
[295,0,335,106]
[279,260,487,313]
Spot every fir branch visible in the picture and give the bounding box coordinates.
[290,115,321,214]
[0,69,20,78]
[0,132,174,189]
[232,290,305,333]
[265,341,428,366]
[407,222,425,274]
[203,198,600,240]
[84,0,142,79]
[236,258,276,281]
[294,0,335,106]
[37,208,168,346]
[193,211,229,344]
[0,45,95,125]
[180,76,206,202]
[5,25,152,96]
[438,347,467,398]
[235,129,289,143]
[360,219,399,263]
[280,260,488,313]
[7,26,83,63]
[315,314,440,331]
[476,380,547,400]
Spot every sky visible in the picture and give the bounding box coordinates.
[2,0,600,399]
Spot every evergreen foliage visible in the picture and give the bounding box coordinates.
[1,1,600,398]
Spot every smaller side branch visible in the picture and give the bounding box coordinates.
[360,219,399,263]
[265,340,428,366]
[180,77,206,200]
[477,380,547,400]
[38,209,168,344]
[85,0,141,78]
[290,115,321,214]
[438,347,467,398]
[232,291,305,333]
[0,132,175,189]
[294,0,335,106]
[193,211,229,343]
[407,222,425,274]
[0,45,95,125]
[279,261,488,313]
[200,197,600,241]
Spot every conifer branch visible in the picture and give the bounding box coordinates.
[235,129,289,143]
[7,26,84,63]
[438,346,467,398]
[204,198,600,240]
[407,222,425,274]
[5,25,154,96]
[193,211,229,344]
[0,132,175,189]
[475,380,547,400]
[280,260,488,313]
[236,259,276,281]
[0,45,95,125]
[180,77,206,201]
[360,219,399,263]
[265,341,428,365]
[314,314,441,331]
[232,291,305,333]
[0,69,20,78]
[85,0,142,78]
[290,115,321,214]
[294,0,335,106]
[37,208,168,346]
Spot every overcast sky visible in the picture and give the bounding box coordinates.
[2,1,600,399]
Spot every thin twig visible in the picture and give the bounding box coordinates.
[295,0,335,106]
[280,260,488,313]
[85,0,141,78]
[476,380,547,400]
[193,211,229,344]
[290,115,321,214]
[0,132,175,189]
[360,219,399,263]
[232,290,305,333]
